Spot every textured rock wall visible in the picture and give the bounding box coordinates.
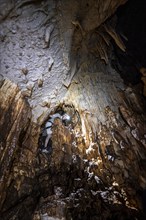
[0,79,43,219]
[0,77,146,220]
[0,79,31,209]
[32,89,146,219]
[0,0,146,220]
[0,0,127,122]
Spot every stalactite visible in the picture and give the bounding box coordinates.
[0,0,146,219]
[103,24,126,52]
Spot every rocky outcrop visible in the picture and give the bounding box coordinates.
[0,79,31,195]
[33,93,146,220]
[1,77,146,220]
[0,79,37,218]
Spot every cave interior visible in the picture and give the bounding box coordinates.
[0,0,146,220]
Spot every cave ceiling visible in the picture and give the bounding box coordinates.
[0,0,127,122]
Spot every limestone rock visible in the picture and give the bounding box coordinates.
[44,25,54,48]
[0,0,146,219]
[21,88,32,97]
[40,97,50,107]
[38,79,43,87]
[26,82,34,91]
[21,67,29,75]
[0,79,32,211]
[0,74,4,87]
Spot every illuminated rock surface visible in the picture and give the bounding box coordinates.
[0,0,146,219]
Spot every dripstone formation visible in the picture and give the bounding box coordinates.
[0,0,146,219]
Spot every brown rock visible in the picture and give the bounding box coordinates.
[0,79,32,210]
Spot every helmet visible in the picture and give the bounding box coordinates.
[62,113,71,126]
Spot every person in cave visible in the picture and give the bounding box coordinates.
[40,111,71,154]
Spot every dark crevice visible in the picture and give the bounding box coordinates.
[113,0,146,85]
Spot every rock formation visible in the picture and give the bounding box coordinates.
[140,68,146,97]
[0,0,146,219]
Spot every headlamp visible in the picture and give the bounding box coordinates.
[62,114,71,122]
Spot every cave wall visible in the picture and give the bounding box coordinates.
[0,0,127,122]
[0,0,146,220]
[0,77,146,220]
[0,79,31,208]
